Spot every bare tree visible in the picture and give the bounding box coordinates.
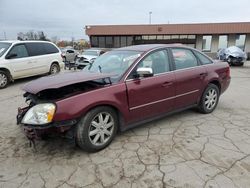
[17,30,49,41]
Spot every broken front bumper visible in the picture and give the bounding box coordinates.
[17,107,77,140]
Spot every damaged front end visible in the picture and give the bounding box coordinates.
[17,72,114,145]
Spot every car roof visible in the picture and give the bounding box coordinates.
[0,40,53,44]
[115,44,186,52]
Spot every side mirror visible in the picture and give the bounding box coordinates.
[136,67,153,78]
[6,53,17,59]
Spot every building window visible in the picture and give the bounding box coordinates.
[105,36,113,48]
[202,35,212,52]
[157,35,164,40]
[188,35,196,39]
[120,36,127,47]
[171,35,179,39]
[135,36,142,40]
[114,37,120,48]
[180,35,188,39]
[98,37,105,48]
[142,36,149,40]
[218,35,228,49]
[91,36,98,47]
[235,34,246,50]
[148,35,157,40]
[127,36,133,46]
[163,35,171,40]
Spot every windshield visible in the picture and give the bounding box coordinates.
[83,50,142,82]
[82,50,99,56]
[0,42,12,57]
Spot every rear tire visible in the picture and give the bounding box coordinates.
[49,63,60,75]
[76,106,118,152]
[0,70,10,89]
[198,84,219,114]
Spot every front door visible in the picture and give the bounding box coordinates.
[6,44,32,79]
[125,49,175,123]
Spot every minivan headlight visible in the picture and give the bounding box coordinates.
[21,103,56,125]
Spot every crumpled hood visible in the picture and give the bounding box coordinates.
[225,46,247,59]
[22,72,115,94]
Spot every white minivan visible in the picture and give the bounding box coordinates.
[0,40,64,88]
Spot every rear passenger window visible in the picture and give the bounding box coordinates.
[43,43,59,54]
[26,43,46,56]
[172,48,198,70]
[193,51,213,65]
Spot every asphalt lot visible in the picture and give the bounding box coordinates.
[0,62,250,188]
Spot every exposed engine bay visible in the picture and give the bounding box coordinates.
[23,80,108,106]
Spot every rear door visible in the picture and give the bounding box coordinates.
[25,42,48,74]
[170,48,207,109]
[6,44,32,78]
[125,49,175,123]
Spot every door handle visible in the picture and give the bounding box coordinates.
[27,61,33,64]
[200,72,207,76]
[162,82,173,87]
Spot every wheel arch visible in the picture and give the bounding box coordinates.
[0,67,13,81]
[51,61,59,66]
[82,103,125,132]
[208,79,221,94]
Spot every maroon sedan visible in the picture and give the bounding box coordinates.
[17,44,230,152]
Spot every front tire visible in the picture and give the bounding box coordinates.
[199,84,219,114]
[0,71,10,89]
[76,106,118,152]
[49,63,60,75]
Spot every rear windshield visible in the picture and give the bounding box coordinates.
[0,42,11,57]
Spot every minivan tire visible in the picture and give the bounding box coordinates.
[76,106,118,152]
[0,70,10,89]
[49,63,60,75]
[199,84,219,114]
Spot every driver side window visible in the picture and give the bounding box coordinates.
[8,44,28,59]
[128,49,170,79]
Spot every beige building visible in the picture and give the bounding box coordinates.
[85,22,250,59]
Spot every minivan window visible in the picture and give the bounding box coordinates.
[43,43,59,54]
[8,44,28,59]
[26,43,46,56]
[172,48,198,70]
[0,42,11,57]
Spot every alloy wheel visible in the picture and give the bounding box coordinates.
[205,88,218,110]
[51,65,59,74]
[0,73,7,87]
[88,112,115,146]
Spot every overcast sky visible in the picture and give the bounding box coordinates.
[1,0,250,41]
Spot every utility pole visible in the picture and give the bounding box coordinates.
[149,11,152,24]
[4,31,7,40]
